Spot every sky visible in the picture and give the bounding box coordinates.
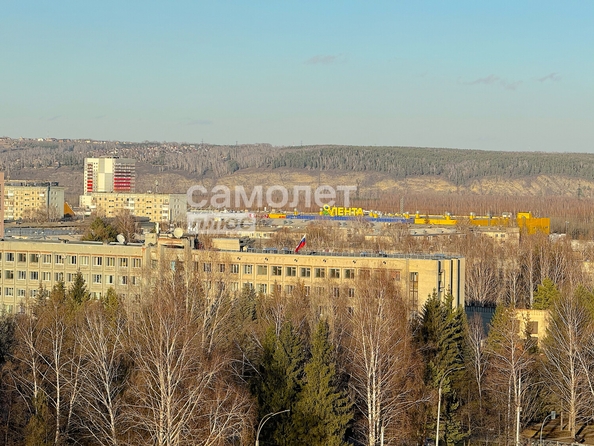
[1,1,592,152]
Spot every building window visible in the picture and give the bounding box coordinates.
[314,268,325,278]
[230,264,239,274]
[93,256,103,266]
[329,268,340,279]
[119,258,129,268]
[30,289,38,298]
[80,256,89,266]
[119,276,128,285]
[272,266,282,276]
[219,264,226,273]
[304,286,311,296]
[42,254,51,264]
[131,276,139,285]
[55,255,64,265]
[5,253,14,262]
[43,272,51,281]
[29,254,39,263]
[230,282,239,291]
[17,271,26,280]
[69,255,77,265]
[359,269,371,280]
[243,282,253,290]
[314,286,325,295]
[132,258,142,268]
[257,265,268,275]
[66,273,75,282]
[348,288,356,298]
[18,253,27,262]
[30,271,39,281]
[300,267,311,278]
[286,266,297,277]
[55,272,64,281]
[333,287,340,298]
[258,283,267,294]
[5,270,14,280]
[344,268,355,279]
[5,288,14,297]
[17,289,26,297]
[106,275,114,285]
[527,321,539,335]
[389,270,401,281]
[285,285,294,294]
[92,274,102,284]
[106,257,115,267]
[243,265,253,275]
[203,263,212,273]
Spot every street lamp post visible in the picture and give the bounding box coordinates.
[436,367,464,446]
[539,411,557,445]
[255,409,290,446]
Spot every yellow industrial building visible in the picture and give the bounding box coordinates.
[0,236,465,316]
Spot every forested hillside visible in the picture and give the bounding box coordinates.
[3,138,594,187]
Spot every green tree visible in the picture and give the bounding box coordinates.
[533,278,560,310]
[24,391,52,446]
[255,322,305,446]
[50,279,67,304]
[82,217,118,242]
[417,293,468,446]
[294,319,352,446]
[0,313,15,366]
[100,287,122,324]
[68,271,90,305]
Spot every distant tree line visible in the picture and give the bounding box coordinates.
[4,140,594,187]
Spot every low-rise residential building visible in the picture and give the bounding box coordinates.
[4,180,65,221]
[79,192,187,224]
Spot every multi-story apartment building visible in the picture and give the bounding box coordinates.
[0,236,465,315]
[0,173,4,237]
[3,180,65,221]
[80,192,187,224]
[83,157,135,194]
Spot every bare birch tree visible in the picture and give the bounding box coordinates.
[343,273,425,446]
[125,279,252,446]
[76,301,129,446]
[542,286,594,438]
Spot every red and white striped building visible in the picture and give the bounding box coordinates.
[83,157,135,195]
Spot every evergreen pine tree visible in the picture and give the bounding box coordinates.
[533,278,560,310]
[255,322,305,446]
[417,292,468,446]
[294,319,352,446]
[24,391,51,446]
[68,271,90,305]
[50,279,67,304]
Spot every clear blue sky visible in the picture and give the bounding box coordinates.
[1,1,592,151]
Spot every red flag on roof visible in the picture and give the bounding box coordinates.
[295,235,306,253]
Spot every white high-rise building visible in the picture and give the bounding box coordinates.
[84,157,135,195]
